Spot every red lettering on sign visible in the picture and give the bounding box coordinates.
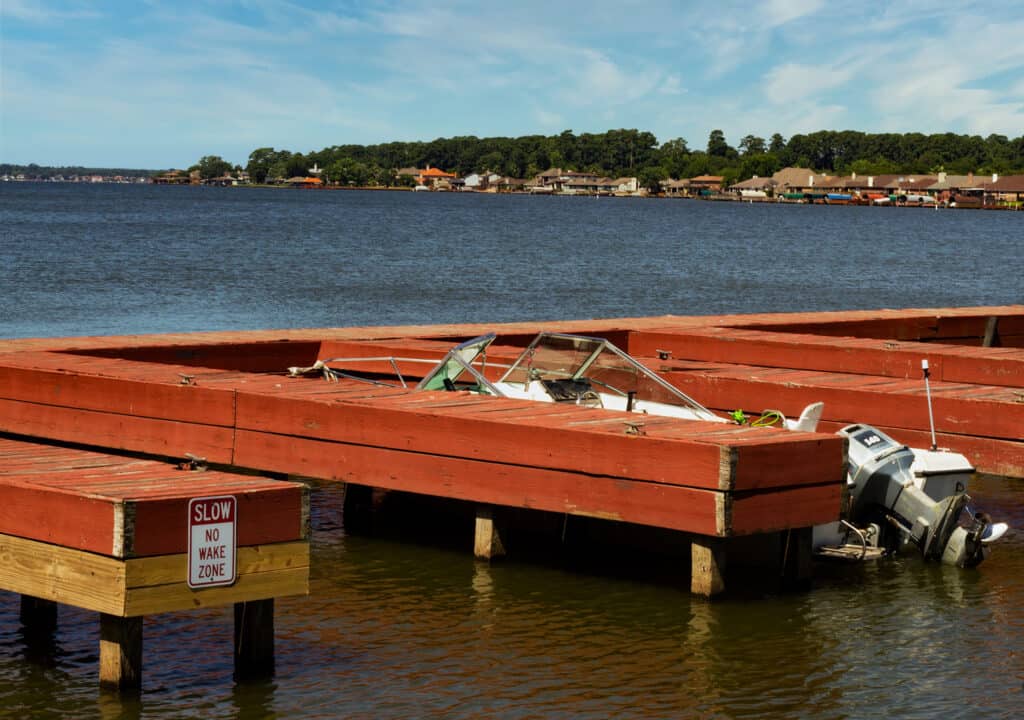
[192,499,235,523]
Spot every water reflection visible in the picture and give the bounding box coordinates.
[1,477,1021,718]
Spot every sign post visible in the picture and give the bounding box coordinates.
[188,495,237,589]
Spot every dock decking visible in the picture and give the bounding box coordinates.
[0,436,310,688]
[1,305,1020,604]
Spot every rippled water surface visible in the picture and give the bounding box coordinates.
[0,184,1022,718]
[1,183,1022,338]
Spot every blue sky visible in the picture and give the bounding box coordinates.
[2,0,1023,169]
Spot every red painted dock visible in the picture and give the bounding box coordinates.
[0,342,844,539]
[0,436,311,687]
[0,305,1019,542]
[0,437,307,560]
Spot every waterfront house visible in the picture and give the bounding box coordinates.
[884,175,938,193]
[286,176,323,189]
[688,175,725,194]
[528,169,599,194]
[730,176,775,197]
[464,172,502,190]
[151,170,193,185]
[661,179,691,197]
[496,177,527,193]
[985,175,1024,206]
[203,175,238,187]
[770,167,834,195]
[533,168,565,189]
[926,173,981,202]
[418,166,457,189]
[613,177,640,194]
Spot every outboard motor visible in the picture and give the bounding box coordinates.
[838,424,1004,567]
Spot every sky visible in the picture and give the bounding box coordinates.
[2,0,1023,169]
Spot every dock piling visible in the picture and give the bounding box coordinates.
[234,599,275,681]
[99,614,143,691]
[19,595,57,635]
[474,506,506,560]
[780,527,814,590]
[691,536,727,597]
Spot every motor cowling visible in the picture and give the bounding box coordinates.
[838,424,988,567]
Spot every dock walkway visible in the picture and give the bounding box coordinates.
[1,305,1020,604]
[0,436,309,688]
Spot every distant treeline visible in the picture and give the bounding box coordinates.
[10,129,1024,190]
[1,163,160,178]
[239,129,1024,190]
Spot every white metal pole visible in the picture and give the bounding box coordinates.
[922,359,937,450]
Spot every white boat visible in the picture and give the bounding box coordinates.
[291,332,1008,566]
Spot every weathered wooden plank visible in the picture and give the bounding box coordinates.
[123,566,309,616]
[941,351,1024,386]
[0,478,306,557]
[0,533,126,615]
[731,438,846,492]
[129,489,306,556]
[0,437,307,555]
[0,534,309,616]
[233,429,726,535]
[124,541,309,587]
[630,328,1024,388]
[0,365,237,426]
[629,329,934,379]
[0,481,117,555]
[730,483,843,536]
[235,391,737,491]
[0,399,235,462]
[660,371,1023,441]
[78,340,322,374]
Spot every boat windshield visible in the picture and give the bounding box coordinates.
[416,333,501,394]
[497,333,715,416]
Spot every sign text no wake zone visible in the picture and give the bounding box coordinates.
[188,495,237,589]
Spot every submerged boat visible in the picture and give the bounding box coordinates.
[290,332,1008,567]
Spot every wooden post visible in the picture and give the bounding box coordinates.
[983,316,1000,347]
[234,599,275,681]
[780,527,813,590]
[342,482,374,533]
[99,614,143,690]
[19,595,57,635]
[691,536,726,597]
[474,506,506,560]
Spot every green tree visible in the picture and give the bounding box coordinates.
[658,137,691,179]
[738,135,766,155]
[638,165,669,193]
[246,148,276,183]
[196,155,233,180]
[283,153,309,178]
[706,130,737,159]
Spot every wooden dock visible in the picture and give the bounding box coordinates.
[0,305,1020,609]
[0,437,309,689]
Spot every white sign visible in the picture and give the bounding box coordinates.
[188,495,237,589]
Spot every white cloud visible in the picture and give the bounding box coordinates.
[564,50,657,106]
[0,0,99,23]
[758,0,826,29]
[867,16,1024,134]
[3,1,1022,166]
[533,107,564,130]
[658,75,685,96]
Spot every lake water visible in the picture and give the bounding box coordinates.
[0,184,1022,718]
